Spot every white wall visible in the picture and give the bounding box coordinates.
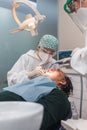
[37,0,58,37]
[58,0,85,50]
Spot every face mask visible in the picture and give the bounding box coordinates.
[39,51,52,63]
[76,8,87,28]
[70,7,87,33]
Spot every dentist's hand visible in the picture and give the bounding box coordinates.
[27,66,43,78]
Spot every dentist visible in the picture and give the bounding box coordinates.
[7,34,59,86]
[63,0,87,75]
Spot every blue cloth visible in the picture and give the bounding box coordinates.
[3,76,56,102]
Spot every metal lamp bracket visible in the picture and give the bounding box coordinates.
[11,0,46,36]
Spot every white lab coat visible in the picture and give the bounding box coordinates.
[71,47,87,75]
[7,50,59,86]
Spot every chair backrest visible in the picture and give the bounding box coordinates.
[57,102,72,130]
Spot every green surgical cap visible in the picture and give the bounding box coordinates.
[64,0,74,14]
[38,34,59,51]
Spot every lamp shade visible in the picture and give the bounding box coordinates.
[0,102,43,130]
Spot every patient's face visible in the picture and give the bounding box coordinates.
[41,69,66,86]
[43,69,60,80]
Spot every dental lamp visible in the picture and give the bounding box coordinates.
[10,0,46,36]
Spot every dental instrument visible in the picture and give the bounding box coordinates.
[49,58,70,68]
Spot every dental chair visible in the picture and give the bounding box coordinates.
[58,107,72,130]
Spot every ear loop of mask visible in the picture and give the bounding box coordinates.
[80,0,81,7]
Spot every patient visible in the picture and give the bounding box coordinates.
[0,69,73,101]
[0,69,73,130]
